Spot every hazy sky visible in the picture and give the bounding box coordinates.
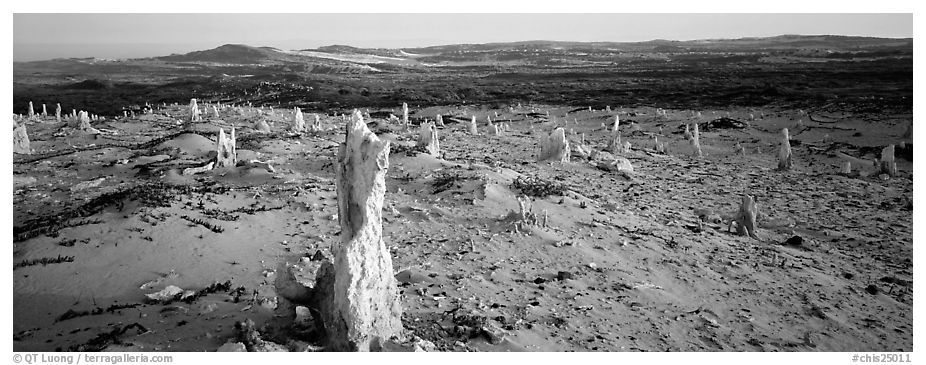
[13,13,913,61]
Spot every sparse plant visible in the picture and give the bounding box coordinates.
[511,175,567,198]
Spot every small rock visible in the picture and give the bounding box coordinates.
[198,302,218,314]
[145,285,184,303]
[557,271,575,281]
[217,342,247,352]
[294,306,313,328]
[482,324,508,345]
[180,290,196,301]
[865,284,879,295]
[413,338,438,352]
[533,277,547,284]
[784,235,803,246]
[257,296,278,310]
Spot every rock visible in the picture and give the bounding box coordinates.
[316,110,403,351]
[254,294,278,310]
[413,338,438,352]
[865,284,879,295]
[593,153,633,174]
[395,268,430,284]
[13,122,31,154]
[13,175,37,188]
[235,319,289,352]
[215,128,237,168]
[778,128,793,171]
[539,127,570,162]
[417,121,440,155]
[198,302,218,314]
[492,124,500,135]
[469,116,478,135]
[255,120,272,133]
[294,306,314,328]
[842,161,852,175]
[275,260,321,302]
[182,162,214,175]
[572,144,590,159]
[612,114,620,132]
[55,103,61,123]
[435,114,444,127]
[27,101,34,119]
[556,271,575,281]
[145,285,184,303]
[246,159,275,173]
[71,177,106,192]
[217,342,247,352]
[784,235,803,246]
[482,324,507,345]
[287,340,323,352]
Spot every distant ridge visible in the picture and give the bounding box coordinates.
[157,44,288,64]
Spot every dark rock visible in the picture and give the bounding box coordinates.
[533,277,547,284]
[865,284,879,295]
[557,271,575,281]
[784,235,803,246]
[310,250,327,261]
[235,319,289,352]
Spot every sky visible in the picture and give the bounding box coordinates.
[13,13,914,62]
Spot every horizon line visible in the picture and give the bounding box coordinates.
[14,33,915,63]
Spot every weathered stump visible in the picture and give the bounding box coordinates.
[13,122,31,154]
[539,127,570,163]
[216,128,237,168]
[317,110,403,351]
[777,128,793,171]
[417,121,440,155]
[691,123,703,157]
[402,102,409,129]
[880,144,897,177]
[736,195,759,239]
[293,108,306,132]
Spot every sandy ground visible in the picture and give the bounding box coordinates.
[12,104,912,352]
